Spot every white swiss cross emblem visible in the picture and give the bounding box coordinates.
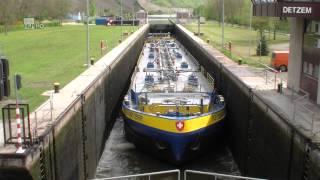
[176,121,185,131]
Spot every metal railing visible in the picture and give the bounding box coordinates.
[256,62,286,90]
[91,169,269,180]
[184,170,267,180]
[91,169,180,180]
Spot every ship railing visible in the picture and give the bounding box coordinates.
[91,169,180,180]
[184,170,268,180]
[91,169,268,180]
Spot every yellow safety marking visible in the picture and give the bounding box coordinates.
[122,107,225,133]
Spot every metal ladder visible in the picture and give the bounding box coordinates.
[39,144,47,180]
[302,144,312,180]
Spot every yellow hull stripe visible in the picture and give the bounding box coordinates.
[122,107,225,133]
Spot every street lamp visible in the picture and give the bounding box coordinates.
[86,0,90,67]
[121,0,123,41]
[249,3,253,56]
[221,0,225,50]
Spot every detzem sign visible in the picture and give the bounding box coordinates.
[282,7,312,14]
[280,3,320,18]
[253,2,320,18]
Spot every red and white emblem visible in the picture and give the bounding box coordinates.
[176,121,185,131]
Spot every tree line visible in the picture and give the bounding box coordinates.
[194,0,290,39]
[0,0,89,34]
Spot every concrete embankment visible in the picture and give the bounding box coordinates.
[174,24,320,180]
[0,24,149,180]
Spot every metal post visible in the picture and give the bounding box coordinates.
[121,0,123,41]
[50,92,53,121]
[86,0,90,67]
[222,0,225,50]
[132,6,135,31]
[274,72,277,89]
[311,113,314,135]
[198,16,200,35]
[249,3,253,56]
[34,111,38,138]
[14,74,24,153]
[259,40,262,62]
[265,70,267,84]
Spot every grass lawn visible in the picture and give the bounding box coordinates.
[184,21,290,67]
[0,25,138,110]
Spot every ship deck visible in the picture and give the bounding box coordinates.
[129,34,214,108]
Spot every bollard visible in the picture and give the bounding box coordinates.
[277,83,283,93]
[238,58,242,65]
[90,57,95,65]
[54,82,60,93]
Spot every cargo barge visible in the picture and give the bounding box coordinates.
[122,33,226,164]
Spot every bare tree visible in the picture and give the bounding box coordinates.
[0,0,17,35]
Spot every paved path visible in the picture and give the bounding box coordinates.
[178,24,320,146]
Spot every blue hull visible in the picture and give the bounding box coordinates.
[124,117,225,164]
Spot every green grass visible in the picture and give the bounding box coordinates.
[0,25,138,110]
[184,21,290,67]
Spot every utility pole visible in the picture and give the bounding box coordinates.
[249,3,253,56]
[121,0,123,41]
[86,0,90,67]
[132,6,134,27]
[198,16,200,35]
[221,0,225,50]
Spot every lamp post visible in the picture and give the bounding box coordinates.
[221,0,225,50]
[86,0,90,67]
[121,0,123,41]
[249,3,253,56]
[259,40,262,62]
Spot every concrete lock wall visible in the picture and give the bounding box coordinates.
[0,25,149,180]
[42,25,149,180]
[173,24,320,180]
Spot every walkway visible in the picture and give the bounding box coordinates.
[178,24,320,147]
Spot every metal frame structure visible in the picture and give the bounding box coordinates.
[2,103,32,146]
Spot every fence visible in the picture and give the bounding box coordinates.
[246,62,288,92]
[283,88,320,136]
[1,103,32,146]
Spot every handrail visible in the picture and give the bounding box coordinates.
[257,62,278,73]
[184,170,267,180]
[91,169,180,180]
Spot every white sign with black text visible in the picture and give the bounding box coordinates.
[23,17,45,30]
[283,6,312,14]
